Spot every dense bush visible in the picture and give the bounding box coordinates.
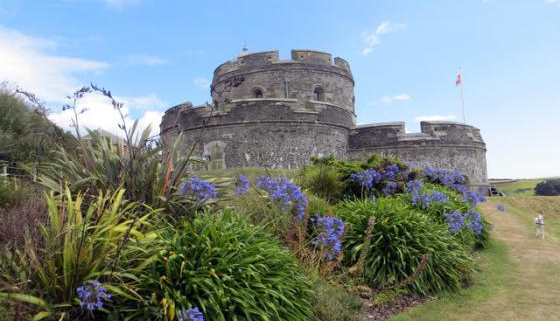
[303,155,411,201]
[535,179,560,196]
[336,198,474,295]
[405,182,490,249]
[117,210,315,321]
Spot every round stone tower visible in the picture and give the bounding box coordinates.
[160,49,356,169]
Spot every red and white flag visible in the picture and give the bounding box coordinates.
[455,73,462,86]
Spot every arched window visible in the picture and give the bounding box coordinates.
[313,87,324,101]
[252,88,263,98]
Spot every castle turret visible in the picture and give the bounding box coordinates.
[161,49,355,169]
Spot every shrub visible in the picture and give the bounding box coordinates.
[305,155,410,201]
[336,198,474,295]
[300,164,343,202]
[117,210,315,321]
[0,187,156,320]
[0,194,47,250]
[405,182,491,249]
[312,279,362,321]
[535,179,560,196]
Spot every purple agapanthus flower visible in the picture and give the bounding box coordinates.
[382,181,398,196]
[382,164,401,181]
[444,211,465,234]
[235,175,250,196]
[178,307,205,321]
[76,280,111,311]
[350,168,382,190]
[463,190,486,207]
[256,176,308,220]
[496,203,506,212]
[180,177,217,201]
[312,215,346,261]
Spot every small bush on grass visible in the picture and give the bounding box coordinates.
[336,198,474,295]
[535,179,560,196]
[312,279,362,321]
[118,210,315,321]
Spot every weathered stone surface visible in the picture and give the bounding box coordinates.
[160,49,489,191]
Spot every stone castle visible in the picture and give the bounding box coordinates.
[160,49,489,193]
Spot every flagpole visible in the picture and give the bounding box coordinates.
[459,69,466,123]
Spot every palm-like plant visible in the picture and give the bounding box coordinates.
[0,187,157,320]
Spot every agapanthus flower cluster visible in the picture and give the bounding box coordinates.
[465,210,484,235]
[444,211,465,234]
[407,180,449,208]
[76,280,111,311]
[178,307,205,321]
[382,181,398,196]
[312,215,345,261]
[445,210,484,235]
[350,168,382,190]
[496,203,506,212]
[235,175,250,196]
[256,176,308,220]
[382,163,401,181]
[463,190,486,207]
[180,177,217,202]
[422,166,467,193]
[406,180,424,195]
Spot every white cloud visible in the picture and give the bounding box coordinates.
[99,0,142,8]
[121,94,166,110]
[380,93,411,103]
[0,26,108,103]
[545,0,560,6]
[414,115,457,122]
[123,55,167,66]
[48,92,164,138]
[194,77,210,89]
[362,21,406,55]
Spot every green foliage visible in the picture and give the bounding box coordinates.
[312,280,362,321]
[306,155,410,201]
[336,198,474,295]
[0,91,73,166]
[535,179,560,196]
[38,125,220,219]
[0,180,27,209]
[300,164,343,202]
[118,210,315,321]
[0,187,156,320]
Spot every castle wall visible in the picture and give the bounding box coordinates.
[348,121,489,193]
[175,122,348,169]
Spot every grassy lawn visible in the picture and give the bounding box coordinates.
[390,198,560,321]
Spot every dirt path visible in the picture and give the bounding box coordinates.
[466,202,560,320]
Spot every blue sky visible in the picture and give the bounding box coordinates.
[1,0,559,178]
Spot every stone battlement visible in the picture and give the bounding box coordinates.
[349,121,485,149]
[213,49,352,78]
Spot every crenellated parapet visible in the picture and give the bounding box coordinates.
[348,121,488,192]
[211,49,355,117]
[349,121,486,150]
